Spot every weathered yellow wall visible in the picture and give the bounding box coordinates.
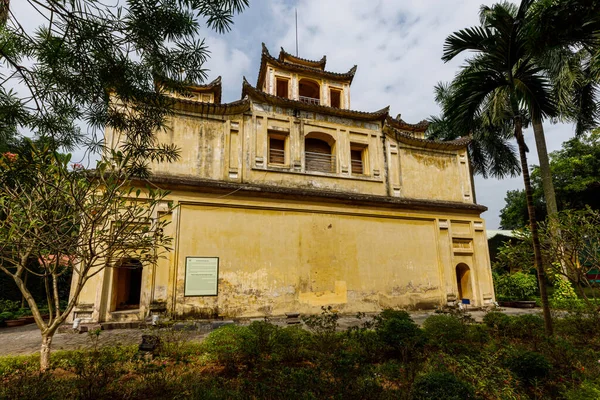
[156,194,491,319]
[172,202,443,317]
[393,145,470,202]
[70,191,494,322]
[77,92,491,323]
[134,102,474,203]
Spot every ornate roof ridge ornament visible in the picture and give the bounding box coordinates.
[385,115,429,132]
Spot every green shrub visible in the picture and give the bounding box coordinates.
[203,324,253,371]
[376,316,426,362]
[422,314,466,351]
[505,350,551,384]
[556,311,600,342]
[15,308,33,317]
[240,321,280,365]
[506,314,545,343]
[494,272,538,300]
[550,297,581,310]
[467,323,490,345]
[442,352,523,400]
[551,277,578,301]
[64,346,131,399]
[0,311,15,323]
[564,380,600,400]
[483,311,511,332]
[345,328,385,364]
[412,371,475,400]
[269,325,312,364]
[376,309,412,324]
[0,299,20,313]
[302,306,342,357]
[302,305,339,335]
[0,370,60,399]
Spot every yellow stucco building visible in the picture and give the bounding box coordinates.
[71,45,495,323]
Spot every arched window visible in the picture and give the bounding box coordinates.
[456,263,473,300]
[305,134,335,173]
[113,258,143,311]
[299,79,320,105]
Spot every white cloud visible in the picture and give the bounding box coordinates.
[200,36,252,90]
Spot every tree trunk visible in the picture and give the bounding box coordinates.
[40,333,53,371]
[533,118,570,280]
[532,118,558,216]
[0,0,9,26]
[515,120,553,335]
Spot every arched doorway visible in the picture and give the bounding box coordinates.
[112,258,143,311]
[456,263,473,300]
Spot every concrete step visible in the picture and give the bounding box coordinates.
[101,321,143,330]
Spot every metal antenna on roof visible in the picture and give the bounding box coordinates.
[295,8,299,56]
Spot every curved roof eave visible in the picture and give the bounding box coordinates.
[186,76,223,104]
[172,95,251,115]
[384,124,471,150]
[242,77,389,122]
[257,43,357,88]
[279,47,327,70]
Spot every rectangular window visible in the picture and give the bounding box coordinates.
[276,78,289,98]
[269,135,286,165]
[350,144,366,175]
[330,89,341,108]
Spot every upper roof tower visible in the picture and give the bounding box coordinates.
[256,43,356,109]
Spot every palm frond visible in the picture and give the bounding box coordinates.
[442,26,493,62]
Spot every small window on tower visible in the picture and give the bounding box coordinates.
[269,135,286,165]
[276,78,289,98]
[350,143,367,175]
[330,89,341,108]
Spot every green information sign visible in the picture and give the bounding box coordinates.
[184,257,219,296]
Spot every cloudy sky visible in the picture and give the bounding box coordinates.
[198,0,575,229]
[11,0,577,229]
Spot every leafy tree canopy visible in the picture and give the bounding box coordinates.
[500,129,600,229]
[0,0,248,174]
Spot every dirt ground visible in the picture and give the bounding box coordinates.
[0,307,540,356]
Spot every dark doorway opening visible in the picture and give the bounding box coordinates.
[114,258,142,311]
[456,263,472,300]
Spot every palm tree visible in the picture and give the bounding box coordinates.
[525,0,600,219]
[427,81,521,180]
[442,1,555,334]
